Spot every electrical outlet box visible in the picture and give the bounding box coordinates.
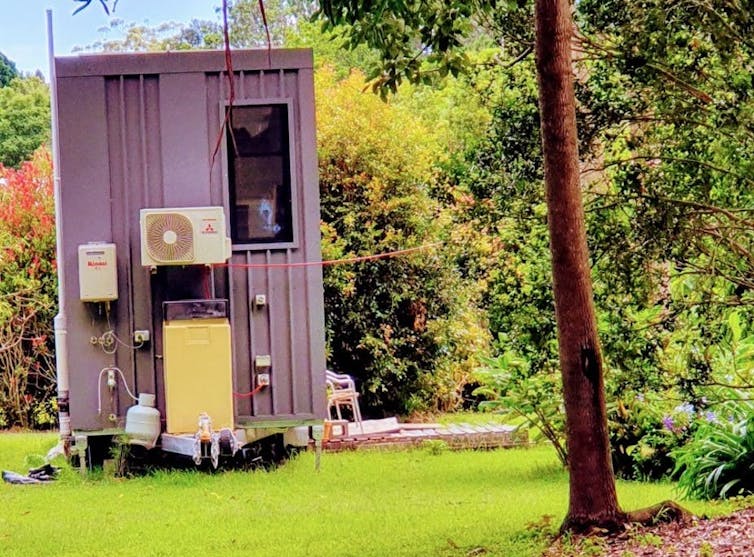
[78,243,118,302]
[134,330,150,344]
[255,355,272,369]
[254,294,267,308]
[257,373,270,386]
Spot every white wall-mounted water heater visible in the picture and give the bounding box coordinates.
[78,242,118,302]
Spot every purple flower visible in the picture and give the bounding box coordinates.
[636,393,645,403]
[704,411,718,424]
[675,402,695,416]
[662,416,675,431]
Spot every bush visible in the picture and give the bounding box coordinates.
[474,346,567,466]
[608,306,754,481]
[317,68,490,416]
[673,393,754,500]
[608,392,694,480]
[0,149,57,428]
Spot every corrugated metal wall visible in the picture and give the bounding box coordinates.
[55,50,326,432]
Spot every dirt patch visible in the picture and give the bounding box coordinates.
[545,507,754,556]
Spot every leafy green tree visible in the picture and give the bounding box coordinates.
[449,0,754,487]
[534,0,626,530]
[576,0,754,303]
[227,0,380,76]
[0,77,50,168]
[0,52,18,87]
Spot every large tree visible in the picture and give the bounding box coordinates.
[533,0,623,530]
[317,0,691,531]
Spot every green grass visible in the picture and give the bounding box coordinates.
[0,433,733,557]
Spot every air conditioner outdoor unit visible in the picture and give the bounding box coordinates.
[140,206,231,266]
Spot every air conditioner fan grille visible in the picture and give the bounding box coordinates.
[145,213,194,263]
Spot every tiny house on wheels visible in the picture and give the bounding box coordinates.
[50,47,326,469]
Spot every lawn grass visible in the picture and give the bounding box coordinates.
[0,432,733,557]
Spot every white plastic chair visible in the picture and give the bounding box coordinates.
[326,370,363,427]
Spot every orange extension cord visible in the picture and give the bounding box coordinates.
[233,384,266,398]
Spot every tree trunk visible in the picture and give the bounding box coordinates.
[533,0,626,532]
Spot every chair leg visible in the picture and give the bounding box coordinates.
[352,397,364,432]
[352,398,362,422]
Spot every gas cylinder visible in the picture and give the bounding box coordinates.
[125,393,161,448]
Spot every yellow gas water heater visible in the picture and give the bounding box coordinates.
[162,300,234,434]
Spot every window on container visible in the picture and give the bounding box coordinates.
[226,104,293,245]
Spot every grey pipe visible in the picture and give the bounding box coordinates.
[47,9,71,458]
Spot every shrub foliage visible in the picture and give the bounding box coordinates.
[317,68,490,416]
[0,149,57,428]
[673,393,754,500]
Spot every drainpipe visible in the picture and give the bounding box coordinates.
[46,9,71,460]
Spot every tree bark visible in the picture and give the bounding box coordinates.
[533,0,626,532]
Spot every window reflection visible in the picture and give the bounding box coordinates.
[227,105,293,245]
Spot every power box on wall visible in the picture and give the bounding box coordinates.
[78,243,118,302]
